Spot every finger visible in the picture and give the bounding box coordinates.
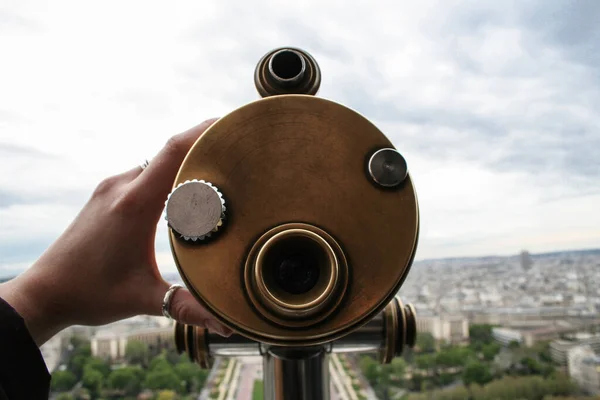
[170,289,233,337]
[120,165,146,182]
[131,118,219,205]
[151,282,232,337]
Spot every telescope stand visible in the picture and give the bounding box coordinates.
[175,297,416,400]
[263,346,330,400]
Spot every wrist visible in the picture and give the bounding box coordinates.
[0,267,69,346]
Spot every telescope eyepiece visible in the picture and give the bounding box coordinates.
[255,47,321,97]
[268,49,307,87]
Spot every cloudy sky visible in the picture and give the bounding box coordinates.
[1,0,599,277]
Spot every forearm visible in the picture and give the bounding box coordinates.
[0,266,68,347]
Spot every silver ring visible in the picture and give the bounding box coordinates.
[140,159,150,170]
[162,284,183,320]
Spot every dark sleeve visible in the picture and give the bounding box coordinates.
[0,297,50,400]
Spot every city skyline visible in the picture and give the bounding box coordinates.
[40,247,600,398]
[2,1,600,277]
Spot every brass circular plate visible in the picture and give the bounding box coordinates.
[193,327,213,369]
[380,300,398,364]
[404,303,417,348]
[245,223,348,327]
[174,322,185,354]
[184,324,195,362]
[395,297,407,357]
[169,95,419,346]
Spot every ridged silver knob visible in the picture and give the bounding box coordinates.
[165,180,226,242]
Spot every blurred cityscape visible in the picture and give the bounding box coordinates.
[42,248,600,399]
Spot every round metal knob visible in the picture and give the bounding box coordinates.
[165,180,226,242]
[368,148,408,188]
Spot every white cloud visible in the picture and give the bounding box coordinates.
[1,0,599,276]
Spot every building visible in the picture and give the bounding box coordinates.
[568,345,600,395]
[520,326,578,347]
[416,315,469,343]
[466,305,596,326]
[492,328,523,346]
[520,250,533,271]
[550,335,600,365]
[91,326,174,360]
[490,320,589,347]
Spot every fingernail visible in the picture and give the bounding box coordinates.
[207,320,232,337]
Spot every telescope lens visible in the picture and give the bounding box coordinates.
[262,235,329,297]
[274,252,320,295]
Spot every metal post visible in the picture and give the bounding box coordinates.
[263,346,330,400]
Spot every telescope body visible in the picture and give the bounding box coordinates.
[168,47,419,400]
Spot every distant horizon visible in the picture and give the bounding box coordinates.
[3,245,598,281]
[413,245,600,264]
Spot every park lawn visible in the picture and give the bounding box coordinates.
[252,380,264,400]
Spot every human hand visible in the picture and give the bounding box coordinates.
[0,119,232,345]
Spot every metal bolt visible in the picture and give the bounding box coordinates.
[368,148,408,187]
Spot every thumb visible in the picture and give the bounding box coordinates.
[153,282,232,337]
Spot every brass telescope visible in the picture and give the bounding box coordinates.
[168,47,420,400]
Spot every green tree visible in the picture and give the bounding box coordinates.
[436,346,474,367]
[547,372,577,396]
[82,366,104,398]
[144,367,181,391]
[51,370,77,392]
[535,342,553,363]
[68,343,92,380]
[175,362,208,392]
[166,348,183,365]
[69,335,90,350]
[415,353,436,371]
[84,357,111,378]
[463,361,492,386]
[509,340,521,349]
[438,372,458,386]
[107,366,144,395]
[469,324,494,346]
[196,368,209,389]
[389,358,406,383]
[409,372,424,392]
[482,343,501,361]
[359,356,379,385]
[541,363,556,378]
[150,353,172,371]
[125,340,149,365]
[521,356,543,375]
[56,394,75,400]
[416,332,436,353]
